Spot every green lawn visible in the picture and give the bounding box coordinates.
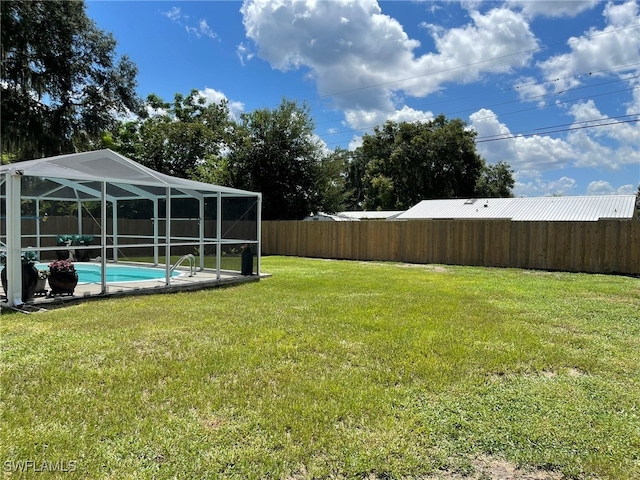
[1,257,639,479]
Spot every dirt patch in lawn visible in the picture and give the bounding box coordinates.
[287,455,563,480]
[397,263,451,273]
[421,455,563,480]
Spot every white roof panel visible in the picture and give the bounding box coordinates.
[0,149,259,199]
[395,196,637,221]
[338,211,404,220]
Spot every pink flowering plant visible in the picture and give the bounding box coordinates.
[49,259,76,274]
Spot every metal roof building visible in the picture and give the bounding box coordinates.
[338,211,404,220]
[395,195,638,221]
[304,211,404,221]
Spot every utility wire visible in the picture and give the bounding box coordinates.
[474,113,640,143]
[318,80,639,144]
[319,84,640,148]
[313,62,640,128]
[475,117,639,144]
[306,23,640,101]
[299,23,640,145]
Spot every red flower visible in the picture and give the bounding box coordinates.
[49,259,76,273]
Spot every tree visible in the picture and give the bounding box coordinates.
[106,91,232,179]
[354,115,492,210]
[343,150,369,210]
[311,148,350,214]
[475,161,515,198]
[1,0,141,160]
[220,98,326,220]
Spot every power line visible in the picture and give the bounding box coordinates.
[475,118,639,144]
[467,84,639,123]
[301,22,640,146]
[474,113,640,144]
[306,23,640,101]
[313,62,640,128]
[318,78,639,140]
[318,84,640,148]
[311,69,640,148]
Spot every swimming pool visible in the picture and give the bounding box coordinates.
[36,263,181,284]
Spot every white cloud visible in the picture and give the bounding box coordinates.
[163,6,181,22]
[605,0,640,26]
[469,103,639,186]
[197,87,245,119]
[586,180,636,195]
[469,108,575,173]
[566,100,640,169]
[617,184,638,194]
[162,7,217,40]
[570,100,640,146]
[587,180,615,194]
[567,130,616,169]
[240,1,538,112]
[513,76,548,105]
[341,105,434,152]
[236,43,254,66]
[196,87,227,105]
[236,0,637,197]
[344,105,434,131]
[627,74,640,114]
[348,135,363,151]
[515,176,578,196]
[568,127,640,170]
[537,0,640,92]
[547,176,578,195]
[506,0,599,19]
[186,19,217,39]
[145,105,169,118]
[411,7,539,94]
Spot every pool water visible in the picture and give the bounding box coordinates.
[37,263,180,284]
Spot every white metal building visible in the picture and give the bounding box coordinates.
[394,196,638,221]
[304,211,404,221]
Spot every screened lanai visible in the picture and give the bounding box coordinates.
[0,149,262,308]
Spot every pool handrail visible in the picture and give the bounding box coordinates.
[170,254,196,277]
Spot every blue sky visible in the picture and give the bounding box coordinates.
[86,0,640,197]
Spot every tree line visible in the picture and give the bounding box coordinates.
[1,0,514,220]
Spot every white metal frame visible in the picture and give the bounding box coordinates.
[0,150,261,308]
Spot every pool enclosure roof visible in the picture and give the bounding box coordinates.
[0,149,258,201]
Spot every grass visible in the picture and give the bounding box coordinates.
[1,256,639,479]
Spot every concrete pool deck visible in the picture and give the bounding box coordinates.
[1,262,270,313]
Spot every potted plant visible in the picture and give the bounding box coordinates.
[56,235,72,260]
[74,235,94,262]
[35,269,50,296]
[48,259,78,296]
[0,251,39,302]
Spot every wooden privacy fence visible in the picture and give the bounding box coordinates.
[262,220,640,275]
